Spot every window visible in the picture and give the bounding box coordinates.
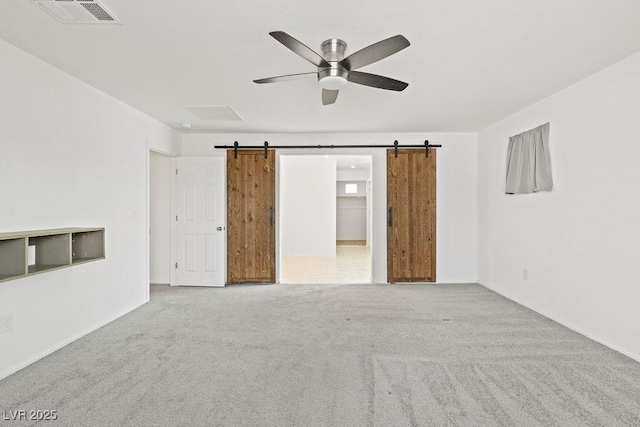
[505,122,552,194]
[345,183,358,194]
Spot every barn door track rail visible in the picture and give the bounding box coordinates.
[216,140,442,159]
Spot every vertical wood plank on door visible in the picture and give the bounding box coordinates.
[227,150,275,284]
[387,149,436,283]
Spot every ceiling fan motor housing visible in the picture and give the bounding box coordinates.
[319,38,348,90]
[321,38,347,61]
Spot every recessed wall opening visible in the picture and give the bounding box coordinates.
[279,154,372,284]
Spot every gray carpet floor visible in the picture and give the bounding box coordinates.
[1,283,639,426]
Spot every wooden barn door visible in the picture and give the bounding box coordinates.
[227,150,276,284]
[387,149,436,283]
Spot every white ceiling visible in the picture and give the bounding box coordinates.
[2,1,640,134]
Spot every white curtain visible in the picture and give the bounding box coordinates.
[505,122,553,194]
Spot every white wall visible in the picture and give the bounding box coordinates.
[336,198,366,241]
[149,151,172,284]
[337,180,367,241]
[337,169,369,181]
[280,157,337,256]
[366,180,372,247]
[182,132,477,283]
[0,39,179,379]
[478,50,640,361]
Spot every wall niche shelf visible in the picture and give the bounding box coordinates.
[0,228,104,283]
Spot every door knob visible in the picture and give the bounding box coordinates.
[217,226,223,231]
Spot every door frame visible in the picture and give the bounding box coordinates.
[146,144,178,301]
[276,152,374,284]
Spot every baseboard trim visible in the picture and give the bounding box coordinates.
[0,301,147,381]
[478,281,640,364]
[173,283,225,288]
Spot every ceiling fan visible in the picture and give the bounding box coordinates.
[254,31,410,105]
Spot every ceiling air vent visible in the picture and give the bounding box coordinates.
[184,106,243,121]
[31,0,121,24]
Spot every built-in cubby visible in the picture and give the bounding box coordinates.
[0,238,27,281]
[72,229,105,264]
[0,228,104,283]
[28,234,70,274]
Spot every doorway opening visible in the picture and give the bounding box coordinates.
[279,154,372,284]
[148,149,173,297]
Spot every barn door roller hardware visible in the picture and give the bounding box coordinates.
[231,141,273,159]
[219,140,441,158]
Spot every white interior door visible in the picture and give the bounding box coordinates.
[174,156,225,286]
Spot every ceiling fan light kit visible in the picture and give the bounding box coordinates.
[318,68,349,90]
[254,32,410,105]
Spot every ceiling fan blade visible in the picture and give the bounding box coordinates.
[347,71,408,91]
[341,35,410,71]
[322,89,339,105]
[253,72,317,84]
[269,31,330,68]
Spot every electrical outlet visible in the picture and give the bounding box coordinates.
[0,313,13,334]
[523,269,529,280]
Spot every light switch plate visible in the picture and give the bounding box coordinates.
[0,313,13,334]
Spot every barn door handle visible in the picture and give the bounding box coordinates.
[388,207,393,227]
[270,207,274,226]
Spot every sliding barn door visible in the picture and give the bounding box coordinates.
[387,149,436,283]
[227,150,276,284]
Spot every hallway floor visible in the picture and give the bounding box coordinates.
[281,243,371,283]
